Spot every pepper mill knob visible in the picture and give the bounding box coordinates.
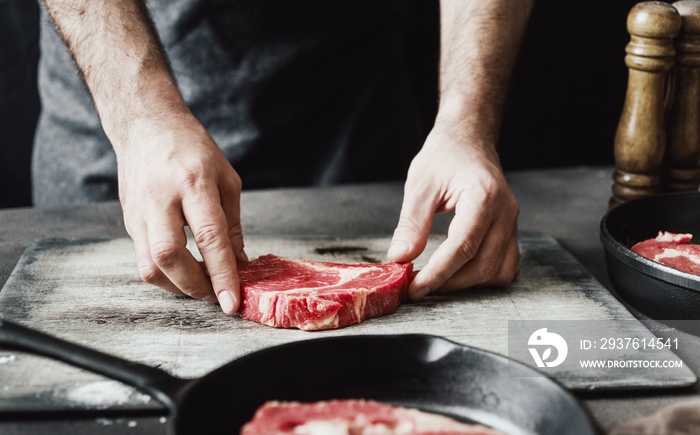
[665,1,700,191]
[611,1,681,207]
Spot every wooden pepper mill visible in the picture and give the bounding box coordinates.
[664,0,700,191]
[611,1,681,207]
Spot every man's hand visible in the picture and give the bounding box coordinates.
[388,0,532,298]
[388,120,519,299]
[41,0,246,312]
[119,114,246,313]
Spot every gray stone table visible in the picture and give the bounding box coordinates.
[0,166,698,434]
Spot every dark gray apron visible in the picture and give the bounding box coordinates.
[32,0,436,205]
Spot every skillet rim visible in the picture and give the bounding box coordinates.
[600,192,700,292]
[179,333,597,435]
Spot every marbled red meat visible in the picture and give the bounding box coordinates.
[240,400,505,435]
[631,231,700,275]
[236,255,413,331]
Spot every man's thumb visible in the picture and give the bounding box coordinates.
[388,198,433,263]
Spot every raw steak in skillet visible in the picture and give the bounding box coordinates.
[631,231,700,275]
[240,399,505,435]
[236,255,413,331]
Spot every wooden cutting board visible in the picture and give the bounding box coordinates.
[0,233,694,413]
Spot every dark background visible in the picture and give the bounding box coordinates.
[500,0,635,170]
[0,0,637,209]
[0,0,41,209]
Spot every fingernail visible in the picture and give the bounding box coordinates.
[388,241,409,259]
[203,294,218,304]
[218,291,235,314]
[237,248,249,262]
[411,287,431,301]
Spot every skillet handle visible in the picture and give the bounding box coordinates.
[0,319,181,406]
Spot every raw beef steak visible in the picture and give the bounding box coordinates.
[240,400,505,435]
[236,255,413,331]
[631,231,700,275]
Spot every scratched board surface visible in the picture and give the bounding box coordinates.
[0,234,694,412]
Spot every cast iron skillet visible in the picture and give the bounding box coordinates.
[601,191,700,325]
[0,320,596,435]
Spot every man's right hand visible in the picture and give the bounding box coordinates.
[40,1,246,313]
[118,113,246,314]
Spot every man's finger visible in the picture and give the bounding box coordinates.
[220,169,247,262]
[436,222,518,292]
[388,183,435,263]
[132,232,183,296]
[183,187,240,314]
[147,203,214,300]
[490,232,520,285]
[408,198,490,299]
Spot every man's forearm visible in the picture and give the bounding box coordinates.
[41,0,187,152]
[437,0,533,142]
